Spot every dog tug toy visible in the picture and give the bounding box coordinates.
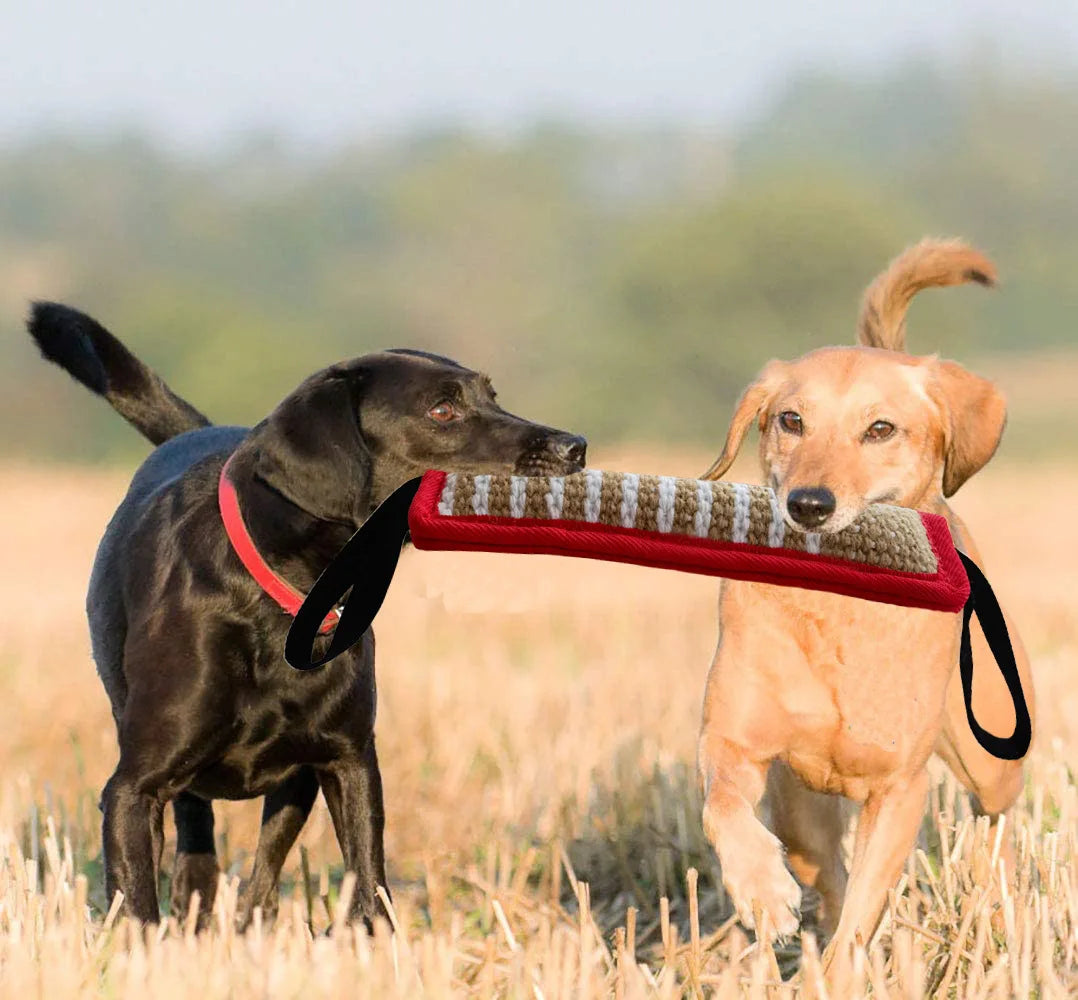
[283,470,1031,761]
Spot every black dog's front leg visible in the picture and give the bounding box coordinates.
[101,769,161,923]
[317,741,390,931]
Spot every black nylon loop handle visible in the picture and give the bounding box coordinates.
[285,477,420,670]
[957,551,1032,761]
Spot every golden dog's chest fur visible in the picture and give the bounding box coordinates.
[721,580,957,800]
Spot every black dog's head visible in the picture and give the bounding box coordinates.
[247,349,586,526]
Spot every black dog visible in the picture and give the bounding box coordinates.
[28,303,586,927]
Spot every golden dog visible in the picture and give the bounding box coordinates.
[696,239,1035,981]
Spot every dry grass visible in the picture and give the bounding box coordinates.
[0,448,1074,998]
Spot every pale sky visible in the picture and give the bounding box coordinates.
[1,0,1075,149]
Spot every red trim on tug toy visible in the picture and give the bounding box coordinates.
[218,454,340,635]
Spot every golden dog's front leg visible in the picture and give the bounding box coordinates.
[762,760,850,939]
[699,734,802,940]
[822,770,929,990]
[698,586,818,941]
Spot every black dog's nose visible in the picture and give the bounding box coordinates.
[787,487,836,528]
[550,434,587,470]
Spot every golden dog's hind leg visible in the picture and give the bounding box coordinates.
[761,761,850,940]
[821,771,929,990]
[935,696,1025,893]
[699,737,803,940]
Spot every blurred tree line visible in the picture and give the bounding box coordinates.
[3,58,1076,463]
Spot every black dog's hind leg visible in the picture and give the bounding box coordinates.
[238,767,320,929]
[101,769,162,923]
[317,740,390,931]
[171,792,218,927]
[150,798,165,882]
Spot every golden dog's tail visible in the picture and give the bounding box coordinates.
[857,238,998,352]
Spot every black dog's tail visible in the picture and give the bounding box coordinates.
[27,302,211,446]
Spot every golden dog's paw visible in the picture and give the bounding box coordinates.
[724,855,803,940]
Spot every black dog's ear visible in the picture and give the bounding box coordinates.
[252,368,373,525]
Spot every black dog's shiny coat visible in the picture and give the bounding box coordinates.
[28,303,586,927]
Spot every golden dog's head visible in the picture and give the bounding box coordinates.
[703,239,1008,533]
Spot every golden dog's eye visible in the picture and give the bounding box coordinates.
[778,411,803,435]
[428,401,457,423]
[864,420,895,442]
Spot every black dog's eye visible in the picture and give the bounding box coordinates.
[778,411,803,435]
[428,401,458,423]
[863,420,895,442]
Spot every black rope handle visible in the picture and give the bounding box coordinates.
[285,482,1033,763]
[284,477,420,670]
[957,551,1032,761]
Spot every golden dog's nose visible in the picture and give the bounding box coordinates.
[786,487,836,528]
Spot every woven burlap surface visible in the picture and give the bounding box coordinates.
[440,471,938,575]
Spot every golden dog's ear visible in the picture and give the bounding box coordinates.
[701,362,784,481]
[929,360,1007,497]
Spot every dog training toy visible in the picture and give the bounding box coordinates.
[281,470,1031,761]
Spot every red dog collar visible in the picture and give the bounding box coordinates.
[218,454,340,635]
